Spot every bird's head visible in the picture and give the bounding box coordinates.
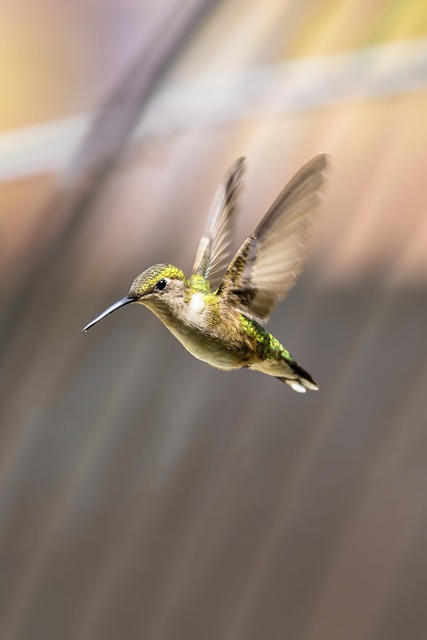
[82,263,188,332]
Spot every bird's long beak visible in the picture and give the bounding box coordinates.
[82,296,134,333]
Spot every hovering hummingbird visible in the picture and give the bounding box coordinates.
[83,154,328,392]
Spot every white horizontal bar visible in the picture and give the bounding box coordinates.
[1,39,426,182]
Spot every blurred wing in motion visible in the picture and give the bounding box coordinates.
[217,154,329,322]
[193,157,245,289]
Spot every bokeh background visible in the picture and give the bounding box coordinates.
[1,1,427,639]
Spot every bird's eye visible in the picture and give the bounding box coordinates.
[155,278,167,291]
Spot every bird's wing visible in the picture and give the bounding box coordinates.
[217,154,329,323]
[192,157,245,289]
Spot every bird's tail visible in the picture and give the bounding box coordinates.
[276,360,318,393]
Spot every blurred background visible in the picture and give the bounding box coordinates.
[1,0,427,639]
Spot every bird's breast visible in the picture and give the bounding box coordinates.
[162,295,251,370]
[185,292,209,327]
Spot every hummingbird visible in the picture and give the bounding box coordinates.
[83,154,328,392]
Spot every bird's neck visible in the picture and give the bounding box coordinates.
[187,273,212,294]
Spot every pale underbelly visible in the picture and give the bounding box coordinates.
[167,323,246,370]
